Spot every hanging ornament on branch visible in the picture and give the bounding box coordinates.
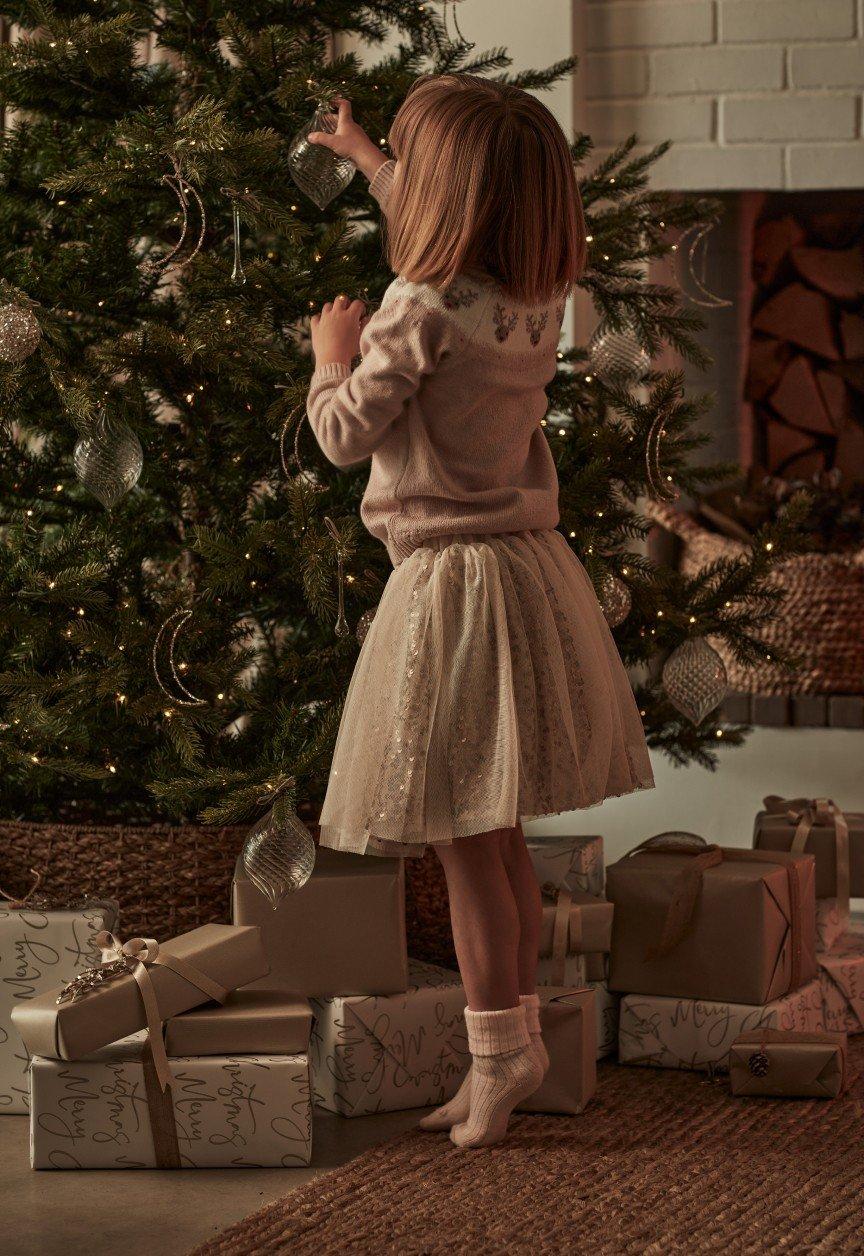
[287,100,356,210]
[435,0,475,51]
[152,608,208,708]
[0,303,41,364]
[645,409,681,503]
[662,637,728,725]
[324,516,350,638]
[589,324,650,385]
[139,157,206,277]
[241,786,316,909]
[73,412,143,509]
[674,221,732,310]
[598,573,632,627]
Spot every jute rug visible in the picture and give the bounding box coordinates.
[192,1041,864,1255]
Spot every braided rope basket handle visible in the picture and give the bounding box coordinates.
[643,499,704,543]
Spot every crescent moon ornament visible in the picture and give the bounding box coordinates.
[152,609,208,707]
[675,222,732,310]
[645,409,681,503]
[139,158,206,277]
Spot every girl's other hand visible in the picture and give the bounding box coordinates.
[308,98,390,182]
[311,295,367,367]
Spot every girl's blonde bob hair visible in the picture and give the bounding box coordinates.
[384,74,586,306]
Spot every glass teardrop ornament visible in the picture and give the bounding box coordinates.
[287,105,356,210]
[73,414,143,510]
[662,637,728,725]
[241,796,317,909]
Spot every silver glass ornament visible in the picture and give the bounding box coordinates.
[287,105,356,210]
[589,326,650,385]
[662,637,728,725]
[355,607,376,645]
[241,796,316,908]
[230,201,246,285]
[0,304,42,364]
[599,573,632,627]
[73,414,143,510]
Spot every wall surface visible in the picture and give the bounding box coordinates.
[581,0,864,189]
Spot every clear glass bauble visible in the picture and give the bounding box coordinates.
[0,304,42,364]
[241,797,317,908]
[73,415,143,510]
[662,637,728,725]
[589,326,650,385]
[598,573,632,628]
[287,105,356,210]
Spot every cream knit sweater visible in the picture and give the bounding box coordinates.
[306,159,563,566]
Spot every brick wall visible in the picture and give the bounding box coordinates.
[581,0,864,189]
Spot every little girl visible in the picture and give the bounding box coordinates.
[307,75,654,1148]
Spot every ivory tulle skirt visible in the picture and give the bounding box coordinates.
[318,529,654,858]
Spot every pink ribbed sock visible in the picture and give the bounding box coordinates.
[450,1004,544,1149]
[419,994,548,1132]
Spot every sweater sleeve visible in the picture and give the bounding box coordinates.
[368,158,396,214]
[306,293,446,468]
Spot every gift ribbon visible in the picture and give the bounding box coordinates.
[543,884,584,988]
[92,930,229,1092]
[140,1039,181,1169]
[627,840,808,991]
[763,795,851,929]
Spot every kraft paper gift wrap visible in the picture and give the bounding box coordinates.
[754,796,863,901]
[232,847,408,997]
[536,886,612,988]
[618,978,824,1073]
[28,1034,312,1169]
[607,843,817,1005]
[591,980,620,1059]
[526,835,604,898]
[0,898,118,1114]
[517,988,596,1115]
[164,990,312,1057]
[11,924,268,1065]
[818,926,864,1035]
[310,959,468,1116]
[729,1029,847,1098]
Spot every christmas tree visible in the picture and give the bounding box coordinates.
[0,3,806,828]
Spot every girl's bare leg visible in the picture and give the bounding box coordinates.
[434,827,521,1010]
[499,821,543,994]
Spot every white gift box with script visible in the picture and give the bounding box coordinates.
[618,978,825,1073]
[526,836,604,898]
[310,959,468,1116]
[1,899,117,1114]
[591,980,619,1059]
[28,1034,312,1169]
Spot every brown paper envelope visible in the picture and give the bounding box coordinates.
[754,811,864,899]
[164,989,312,1056]
[12,924,268,1060]
[519,988,597,1115]
[729,1029,846,1097]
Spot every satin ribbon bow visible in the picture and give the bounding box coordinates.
[84,931,229,1092]
[763,795,851,927]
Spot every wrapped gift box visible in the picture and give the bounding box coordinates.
[607,844,817,1005]
[518,988,596,1115]
[1,898,117,1114]
[754,796,863,899]
[618,978,824,1072]
[591,980,619,1059]
[526,835,604,898]
[816,900,847,953]
[165,989,312,1057]
[310,959,468,1116]
[729,1029,847,1098]
[12,924,268,1064]
[232,847,408,997]
[536,887,612,989]
[28,1035,312,1169]
[818,927,864,1035]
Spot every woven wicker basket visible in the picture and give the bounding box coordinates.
[649,500,864,697]
[0,818,454,964]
